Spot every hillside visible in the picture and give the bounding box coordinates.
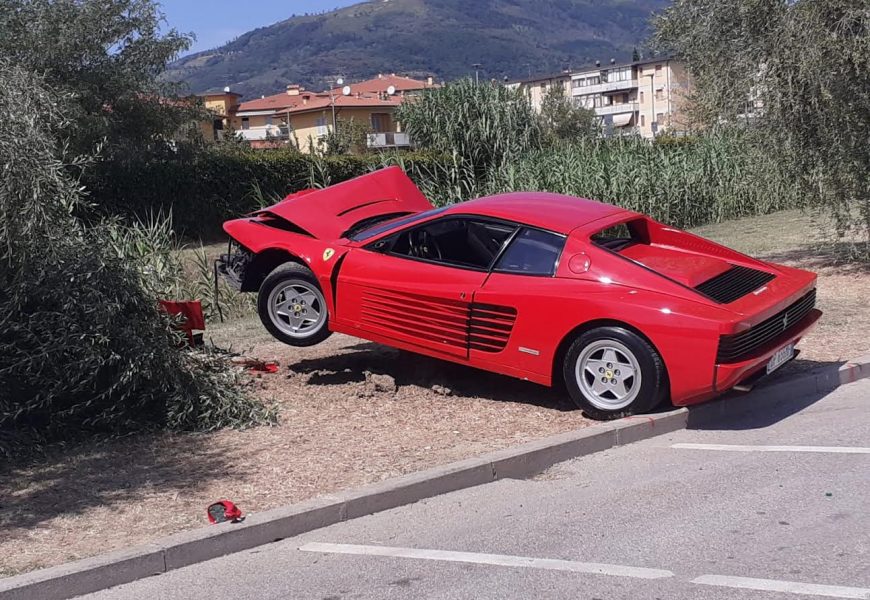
[165,0,668,98]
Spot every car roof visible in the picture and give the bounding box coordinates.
[441,192,630,234]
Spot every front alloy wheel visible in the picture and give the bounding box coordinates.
[258,263,332,347]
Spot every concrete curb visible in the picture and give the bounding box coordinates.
[0,409,688,600]
[3,354,868,600]
[761,353,870,397]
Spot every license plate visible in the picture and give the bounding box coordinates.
[766,343,795,374]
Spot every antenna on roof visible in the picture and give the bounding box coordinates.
[342,85,351,96]
[336,77,344,86]
[223,86,231,93]
[386,85,396,96]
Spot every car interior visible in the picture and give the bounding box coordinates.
[390,218,515,269]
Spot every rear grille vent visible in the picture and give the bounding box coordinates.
[695,265,776,304]
[717,289,817,363]
[469,304,517,353]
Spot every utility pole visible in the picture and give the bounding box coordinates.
[329,77,344,136]
[472,63,482,85]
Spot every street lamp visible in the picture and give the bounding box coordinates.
[328,77,344,134]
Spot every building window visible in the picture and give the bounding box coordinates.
[316,116,328,137]
[641,115,645,126]
[640,91,644,102]
[605,67,632,83]
[265,115,273,126]
[656,113,664,124]
[655,64,663,75]
[241,117,250,130]
[371,112,390,133]
[655,89,665,101]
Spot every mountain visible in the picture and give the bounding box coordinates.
[166,0,669,98]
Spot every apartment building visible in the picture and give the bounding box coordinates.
[505,72,572,112]
[577,57,691,138]
[200,74,435,152]
[512,57,691,139]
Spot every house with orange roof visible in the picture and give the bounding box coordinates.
[213,74,435,152]
[198,88,243,142]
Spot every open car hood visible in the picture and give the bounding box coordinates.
[253,166,434,240]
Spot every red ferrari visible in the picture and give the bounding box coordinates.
[218,167,821,419]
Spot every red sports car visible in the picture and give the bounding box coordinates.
[218,166,821,419]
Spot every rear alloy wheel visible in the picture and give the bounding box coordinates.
[258,263,331,347]
[563,327,666,420]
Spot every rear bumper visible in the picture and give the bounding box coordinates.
[713,308,822,394]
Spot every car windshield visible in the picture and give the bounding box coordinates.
[349,206,449,242]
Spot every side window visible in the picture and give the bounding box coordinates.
[591,219,650,252]
[494,228,565,276]
[390,218,516,270]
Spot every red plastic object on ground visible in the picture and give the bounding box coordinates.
[159,300,206,346]
[207,500,243,524]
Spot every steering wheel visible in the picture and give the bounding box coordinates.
[411,229,442,260]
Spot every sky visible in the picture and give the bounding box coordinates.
[159,0,361,54]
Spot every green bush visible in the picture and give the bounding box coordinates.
[0,63,274,458]
[487,130,799,229]
[85,147,449,238]
[396,79,542,188]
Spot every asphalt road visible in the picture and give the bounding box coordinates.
[80,380,869,600]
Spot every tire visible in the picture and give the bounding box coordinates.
[257,262,332,347]
[562,326,666,420]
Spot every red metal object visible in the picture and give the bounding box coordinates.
[159,300,206,346]
[207,500,243,524]
[220,167,821,410]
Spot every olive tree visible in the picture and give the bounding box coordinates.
[0,0,202,155]
[655,0,870,256]
[0,62,272,458]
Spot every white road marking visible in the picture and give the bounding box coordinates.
[672,443,870,454]
[299,542,674,580]
[693,575,870,599]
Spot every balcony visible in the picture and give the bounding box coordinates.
[595,102,639,117]
[238,125,289,141]
[573,78,638,96]
[367,132,411,149]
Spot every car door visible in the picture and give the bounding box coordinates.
[471,227,569,376]
[335,216,516,359]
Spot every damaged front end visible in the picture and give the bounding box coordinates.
[215,238,252,291]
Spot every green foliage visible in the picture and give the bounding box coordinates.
[485,131,799,229]
[0,62,273,458]
[538,84,600,143]
[0,0,202,156]
[86,147,451,237]
[317,117,372,155]
[396,79,542,190]
[655,0,870,256]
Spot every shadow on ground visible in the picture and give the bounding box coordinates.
[289,342,576,412]
[0,431,230,533]
[760,242,870,274]
[686,358,845,432]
